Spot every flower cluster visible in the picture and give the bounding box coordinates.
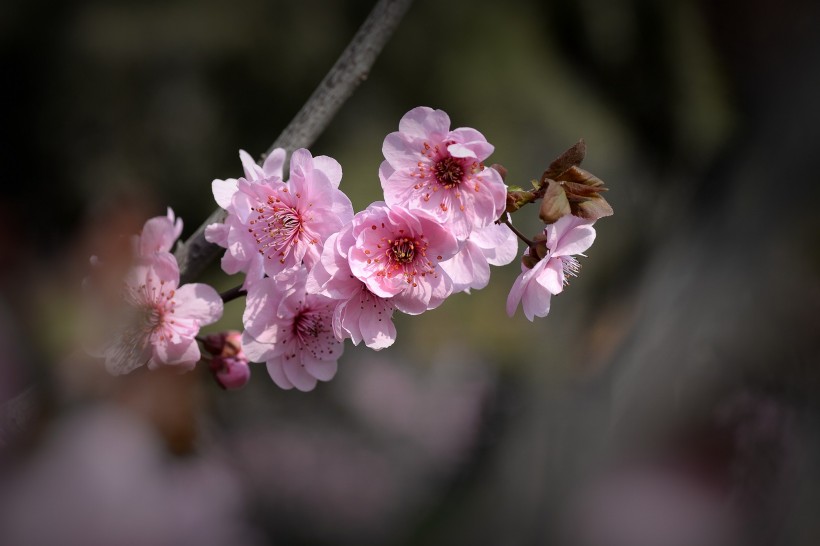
[92,107,612,392]
[207,107,517,391]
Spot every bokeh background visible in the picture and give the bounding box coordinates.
[2,0,820,544]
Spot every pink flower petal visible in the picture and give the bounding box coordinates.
[152,337,201,369]
[262,147,286,179]
[282,358,318,392]
[312,155,343,188]
[398,106,450,139]
[471,221,519,266]
[242,333,275,363]
[266,360,294,390]
[537,259,565,295]
[521,281,552,321]
[212,178,238,210]
[303,355,338,382]
[448,127,495,160]
[506,268,529,317]
[551,216,596,257]
[204,222,229,246]
[239,149,264,180]
[174,283,224,324]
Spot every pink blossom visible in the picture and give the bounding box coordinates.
[380,106,507,240]
[206,148,353,286]
[506,215,596,321]
[242,270,343,392]
[346,202,459,315]
[439,217,519,293]
[307,227,397,350]
[101,211,224,374]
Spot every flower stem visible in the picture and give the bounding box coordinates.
[220,285,247,304]
[499,215,536,250]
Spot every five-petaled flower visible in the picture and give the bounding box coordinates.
[346,202,459,315]
[242,270,343,392]
[380,106,508,241]
[206,148,353,288]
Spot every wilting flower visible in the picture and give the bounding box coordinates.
[346,202,459,315]
[439,218,519,293]
[203,331,251,390]
[102,212,223,374]
[506,215,596,321]
[206,148,353,287]
[380,106,507,240]
[242,270,342,392]
[307,225,397,350]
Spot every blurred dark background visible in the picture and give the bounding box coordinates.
[1,0,820,544]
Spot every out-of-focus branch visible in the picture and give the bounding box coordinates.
[175,0,415,283]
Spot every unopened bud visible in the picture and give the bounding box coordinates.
[204,331,250,390]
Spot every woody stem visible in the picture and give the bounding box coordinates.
[499,215,537,252]
[219,285,247,304]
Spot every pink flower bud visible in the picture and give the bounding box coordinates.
[204,331,250,390]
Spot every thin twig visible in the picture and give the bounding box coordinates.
[219,285,247,304]
[500,215,536,250]
[175,0,416,284]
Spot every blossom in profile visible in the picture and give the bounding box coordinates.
[102,212,223,375]
[206,148,353,286]
[242,270,342,392]
[346,202,459,315]
[506,215,596,321]
[380,106,507,240]
[307,226,397,350]
[439,218,519,293]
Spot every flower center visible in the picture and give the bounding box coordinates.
[249,197,302,264]
[389,237,415,264]
[433,156,464,188]
[294,310,322,340]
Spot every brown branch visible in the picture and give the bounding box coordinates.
[175,0,416,283]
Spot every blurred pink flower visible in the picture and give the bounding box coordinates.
[0,406,262,546]
[566,464,739,546]
[135,207,183,257]
[104,256,222,375]
[242,270,342,391]
[439,218,519,293]
[102,211,223,375]
[206,148,353,287]
[380,106,507,240]
[347,202,459,315]
[307,226,397,350]
[506,215,596,321]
